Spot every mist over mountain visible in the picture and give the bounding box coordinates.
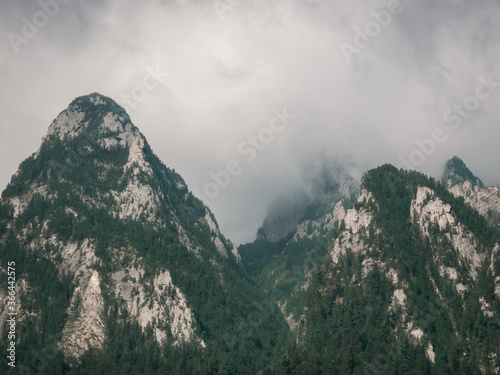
[2,0,500,246]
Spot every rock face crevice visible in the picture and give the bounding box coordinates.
[60,270,106,359]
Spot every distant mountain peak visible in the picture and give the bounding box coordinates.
[441,156,484,189]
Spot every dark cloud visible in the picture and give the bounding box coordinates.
[1,0,499,244]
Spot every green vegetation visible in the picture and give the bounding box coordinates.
[264,165,500,374]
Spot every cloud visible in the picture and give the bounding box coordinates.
[1,0,499,244]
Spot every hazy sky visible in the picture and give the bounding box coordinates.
[1,0,499,244]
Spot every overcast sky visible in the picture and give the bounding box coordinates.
[1,0,499,244]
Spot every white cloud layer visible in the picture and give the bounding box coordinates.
[1,0,499,244]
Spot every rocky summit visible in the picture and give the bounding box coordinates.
[442,156,500,231]
[0,94,499,374]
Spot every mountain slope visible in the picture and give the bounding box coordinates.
[263,165,500,374]
[0,93,288,374]
[240,168,358,332]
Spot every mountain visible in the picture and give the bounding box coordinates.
[2,94,499,374]
[442,156,500,230]
[240,166,359,332]
[441,156,485,189]
[0,93,288,374]
[246,165,500,374]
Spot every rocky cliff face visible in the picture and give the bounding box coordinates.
[0,93,287,373]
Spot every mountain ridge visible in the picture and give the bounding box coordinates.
[1,93,499,374]
[264,164,500,374]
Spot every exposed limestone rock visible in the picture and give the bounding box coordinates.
[329,190,374,264]
[124,133,153,175]
[111,181,162,222]
[411,187,486,280]
[386,268,399,285]
[456,283,467,296]
[204,211,228,257]
[344,191,373,235]
[490,244,499,275]
[360,258,399,285]
[410,328,424,340]
[175,218,202,256]
[60,270,106,360]
[331,200,346,226]
[294,201,346,241]
[443,156,500,229]
[202,210,240,260]
[390,289,407,312]
[57,238,99,276]
[479,297,494,318]
[213,237,228,257]
[90,95,105,106]
[426,343,436,364]
[449,181,500,230]
[111,267,204,347]
[439,266,458,281]
[231,243,241,261]
[43,107,87,142]
[7,184,49,218]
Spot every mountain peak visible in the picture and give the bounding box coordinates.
[441,156,484,189]
[70,92,128,116]
[43,93,137,148]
